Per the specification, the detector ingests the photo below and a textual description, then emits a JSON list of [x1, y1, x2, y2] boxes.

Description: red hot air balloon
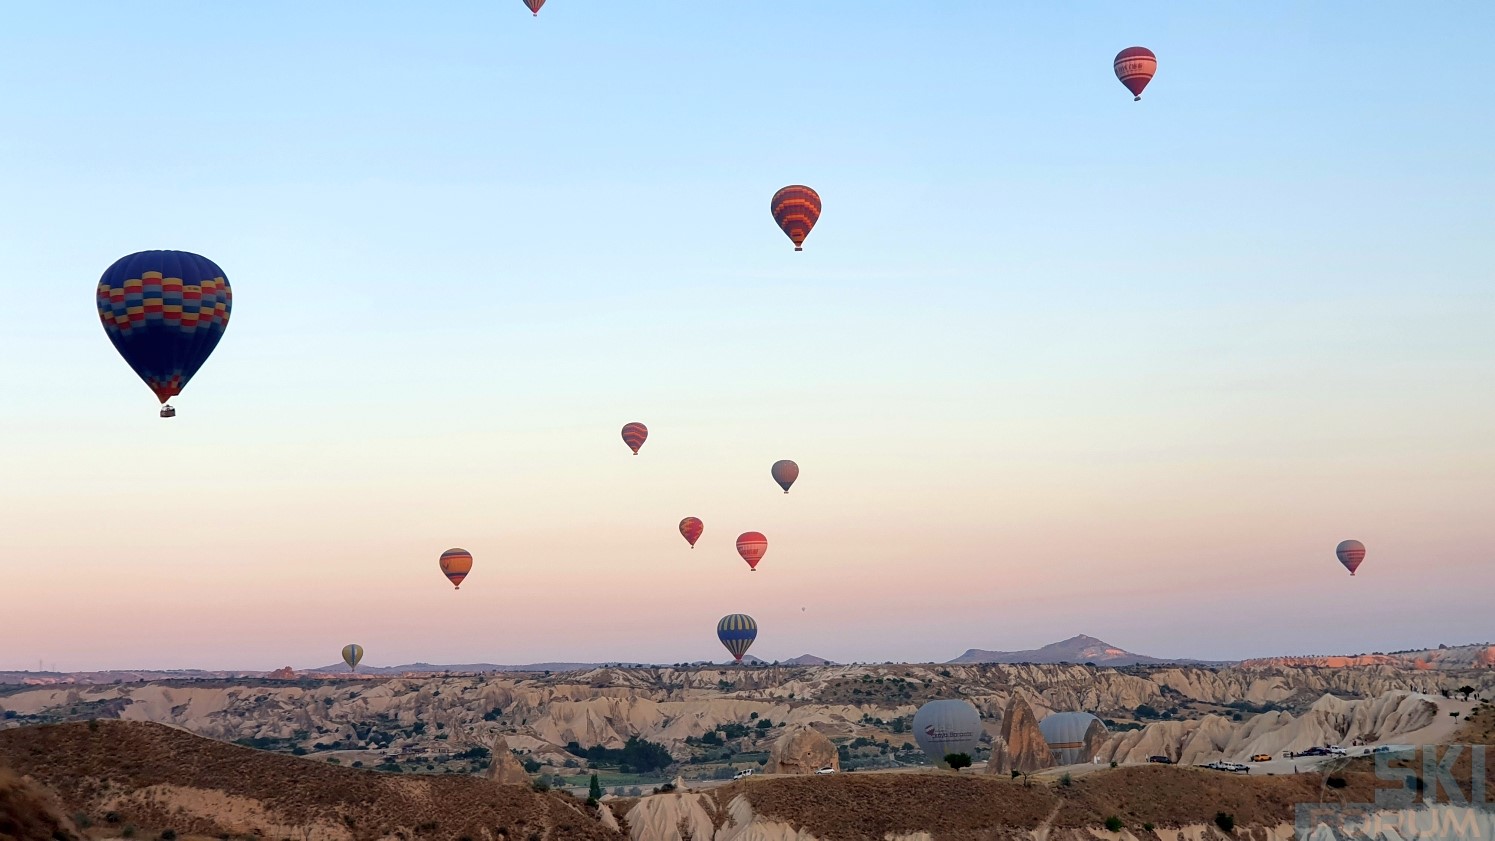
[[771, 186, 821, 251], [680, 517, 704, 548], [736, 532, 767, 571], [771, 460, 799, 494], [621, 422, 648, 455], [439, 548, 473, 590], [523, 0, 544, 15], [1336, 540, 1366, 576], [1114, 47, 1156, 101]]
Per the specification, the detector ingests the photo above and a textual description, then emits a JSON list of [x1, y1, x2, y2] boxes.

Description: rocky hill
[[1, 662, 1489, 791], [0, 765, 82, 841], [0, 721, 620, 840], [949, 634, 1216, 666], [1239, 642, 1495, 671]]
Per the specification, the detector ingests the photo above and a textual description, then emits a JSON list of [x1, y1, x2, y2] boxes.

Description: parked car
[[1147, 755, 1173, 764], [1251, 754, 1273, 762], [815, 767, 837, 775], [1328, 745, 1347, 756], [733, 769, 754, 780], [1298, 747, 1330, 757]]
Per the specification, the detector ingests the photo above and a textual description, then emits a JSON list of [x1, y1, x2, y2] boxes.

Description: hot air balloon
[[771, 186, 821, 251], [96, 250, 232, 418], [717, 613, 757, 663], [1114, 47, 1156, 101], [621, 422, 648, 455], [1336, 540, 1366, 576], [439, 548, 474, 589], [523, 0, 544, 15], [911, 700, 983, 768], [736, 532, 767, 571], [1038, 712, 1107, 766], [680, 517, 704, 548], [342, 644, 364, 672], [771, 460, 799, 493]]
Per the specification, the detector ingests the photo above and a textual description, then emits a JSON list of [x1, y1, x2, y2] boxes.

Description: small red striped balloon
[[771, 186, 821, 251], [621, 422, 648, 455], [736, 531, 768, 571], [680, 517, 704, 548], [523, 0, 545, 16], [1335, 540, 1366, 576], [439, 548, 474, 590], [1113, 47, 1156, 101]]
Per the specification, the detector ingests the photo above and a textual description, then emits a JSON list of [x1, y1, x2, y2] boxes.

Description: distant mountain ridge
[[947, 634, 1223, 666]]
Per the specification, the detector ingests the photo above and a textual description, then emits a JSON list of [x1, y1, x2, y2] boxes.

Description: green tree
[[944, 753, 972, 771], [1105, 817, 1123, 832], [589, 773, 603, 801]]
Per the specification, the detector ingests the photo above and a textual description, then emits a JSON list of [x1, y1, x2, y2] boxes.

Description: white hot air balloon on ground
[[912, 700, 983, 768], [1038, 712, 1107, 766]]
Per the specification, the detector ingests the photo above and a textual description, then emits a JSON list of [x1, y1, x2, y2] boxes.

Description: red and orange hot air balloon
[[1114, 47, 1156, 101], [680, 517, 704, 548], [621, 422, 648, 455], [736, 531, 767, 571], [439, 548, 473, 590], [523, 0, 545, 16], [771, 186, 821, 251]]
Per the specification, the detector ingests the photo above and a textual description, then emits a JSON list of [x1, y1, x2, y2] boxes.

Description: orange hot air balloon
[[439, 548, 473, 590], [680, 517, 704, 548], [523, 0, 545, 15], [771, 186, 821, 251], [736, 531, 767, 571], [771, 460, 799, 494], [621, 422, 648, 455], [1114, 47, 1156, 101]]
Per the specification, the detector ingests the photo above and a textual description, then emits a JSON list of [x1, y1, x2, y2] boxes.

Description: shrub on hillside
[[1105, 817, 1123, 832], [1215, 813, 1235, 833]]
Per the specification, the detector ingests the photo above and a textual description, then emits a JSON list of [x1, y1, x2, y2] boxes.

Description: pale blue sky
[[1, 2, 1492, 670]]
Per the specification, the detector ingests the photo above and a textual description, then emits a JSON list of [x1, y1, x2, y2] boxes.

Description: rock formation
[[1081, 717, 1109, 764], [486, 733, 531, 785], [987, 694, 1053, 775], [767, 725, 839, 774], [266, 666, 296, 680]]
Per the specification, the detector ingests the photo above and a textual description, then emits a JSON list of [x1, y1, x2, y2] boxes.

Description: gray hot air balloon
[[911, 699, 983, 768], [1038, 712, 1107, 766]]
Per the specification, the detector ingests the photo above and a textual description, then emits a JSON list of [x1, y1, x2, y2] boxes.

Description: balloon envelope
[[912, 700, 983, 767], [771, 460, 799, 493], [736, 532, 768, 571], [621, 422, 648, 455], [1038, 712, 1106, 766], [523, 0, 544, 14], [679, 517, 704, 548], [717, 614, 757, 663], [1336, 540, 1366, 576], [96, 250, 232, 410], [1113, 46, 1157, 100], [341, 644, 364, 671], [771, 186, 822, 251], [440, 548, 474, 589]]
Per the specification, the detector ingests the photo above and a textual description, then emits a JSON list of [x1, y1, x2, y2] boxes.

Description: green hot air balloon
[[342, 644, 364, 672]]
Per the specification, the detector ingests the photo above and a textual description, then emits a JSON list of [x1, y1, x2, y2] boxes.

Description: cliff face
[[767, 726, 838, 775], [1096, 691, 1447, 764], [1, 663, 1487, 779], [987, 695, 1052, 775]]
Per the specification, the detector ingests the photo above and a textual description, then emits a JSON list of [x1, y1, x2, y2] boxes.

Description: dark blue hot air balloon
[[96, 251, 232, 417], [717, 613, 757, 664]]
